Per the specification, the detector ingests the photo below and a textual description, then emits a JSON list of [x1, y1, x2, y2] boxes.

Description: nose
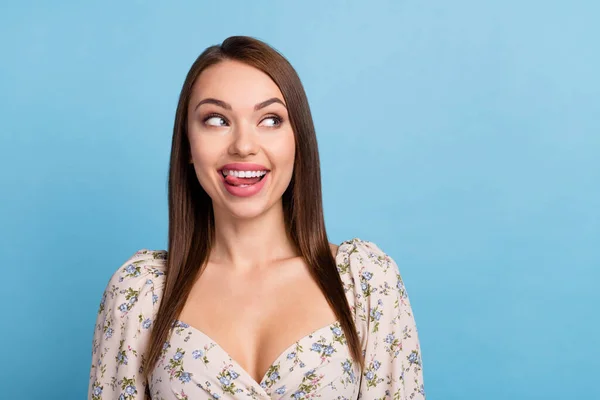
[[228, 120, 259, 157]]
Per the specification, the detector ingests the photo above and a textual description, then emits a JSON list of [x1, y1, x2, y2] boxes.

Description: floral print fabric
[[88, 238, 425, 399]]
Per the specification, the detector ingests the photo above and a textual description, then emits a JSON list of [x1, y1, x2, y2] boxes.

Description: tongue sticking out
[[225, 174, 263, 186]]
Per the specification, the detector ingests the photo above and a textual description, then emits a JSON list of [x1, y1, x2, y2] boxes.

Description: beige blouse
[[88, 238, 426, 399]]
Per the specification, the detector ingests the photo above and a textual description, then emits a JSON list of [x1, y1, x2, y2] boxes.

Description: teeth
[[223, 170, 268, 178]]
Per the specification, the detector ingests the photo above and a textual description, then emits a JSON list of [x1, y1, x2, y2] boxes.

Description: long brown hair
[[144, 36, 364, 376]]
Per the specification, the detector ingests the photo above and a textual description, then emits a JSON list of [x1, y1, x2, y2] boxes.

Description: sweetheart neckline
[[172, 318, 340, 390], [169, 243, 351, 390]]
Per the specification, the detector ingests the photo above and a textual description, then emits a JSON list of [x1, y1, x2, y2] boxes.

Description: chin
[[222, 199, 274, 220]]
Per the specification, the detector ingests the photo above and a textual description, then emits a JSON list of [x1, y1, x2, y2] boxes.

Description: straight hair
[[144, 36, 364, 377]]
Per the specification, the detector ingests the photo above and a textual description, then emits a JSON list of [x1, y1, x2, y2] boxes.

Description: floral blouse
[[88, 238, 425, 399]]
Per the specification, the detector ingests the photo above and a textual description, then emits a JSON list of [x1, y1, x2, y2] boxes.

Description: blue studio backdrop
[[1, 1, 598, 399]]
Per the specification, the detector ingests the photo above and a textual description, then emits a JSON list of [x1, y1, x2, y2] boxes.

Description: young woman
[[88, 36, 425, 400]]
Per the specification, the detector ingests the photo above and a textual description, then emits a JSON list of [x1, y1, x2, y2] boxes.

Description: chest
[[150, 317, 359, 399], [178, 258, 338, 383]]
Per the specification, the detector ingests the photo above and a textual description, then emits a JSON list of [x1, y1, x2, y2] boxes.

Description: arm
[[355, 241, 426, 400], [88, 250, 165, 400]]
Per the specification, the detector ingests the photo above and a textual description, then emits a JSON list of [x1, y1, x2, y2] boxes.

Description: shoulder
[[336, 238, 414, 342], [337, 238, 402, 284], [98, 248, 168, 317], [89, 250, 168, 397], [336, 237, 408, 311]]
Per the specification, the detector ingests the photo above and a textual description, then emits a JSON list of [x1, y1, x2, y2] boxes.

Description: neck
[[210, 200, 298, 270]]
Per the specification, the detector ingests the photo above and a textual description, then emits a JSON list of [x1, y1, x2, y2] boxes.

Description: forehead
[[190, 60, 284, 110]]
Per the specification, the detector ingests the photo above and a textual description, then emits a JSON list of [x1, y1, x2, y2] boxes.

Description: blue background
[[1, 1, 598, 398]]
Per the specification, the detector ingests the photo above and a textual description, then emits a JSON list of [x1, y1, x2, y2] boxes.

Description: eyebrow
[[254, 97, 286, 111], [194, 97, 286, 111]]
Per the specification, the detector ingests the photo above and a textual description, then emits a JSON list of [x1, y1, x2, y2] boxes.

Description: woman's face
[[187, 60, 295, 220]]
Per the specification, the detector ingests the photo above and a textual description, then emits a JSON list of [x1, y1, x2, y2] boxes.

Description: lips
[[217, 162, 271, 198]]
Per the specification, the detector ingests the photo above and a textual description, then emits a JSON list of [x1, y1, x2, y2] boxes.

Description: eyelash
[[202, 113, 226, 124], [264, 114, 283, 126], [201, 113, 284, 127]]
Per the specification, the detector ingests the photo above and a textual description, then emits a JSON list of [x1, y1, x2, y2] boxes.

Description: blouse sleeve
[[351, 240, 426, 400], [88, 249, 167, 400]]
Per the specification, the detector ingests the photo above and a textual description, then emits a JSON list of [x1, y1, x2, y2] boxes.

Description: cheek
[[268, 131, 295, 171], [189, 138, 220, 186], [272, 131, 296, 187], [189, 132, 219, 166], [285, 132, 296, 169]]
